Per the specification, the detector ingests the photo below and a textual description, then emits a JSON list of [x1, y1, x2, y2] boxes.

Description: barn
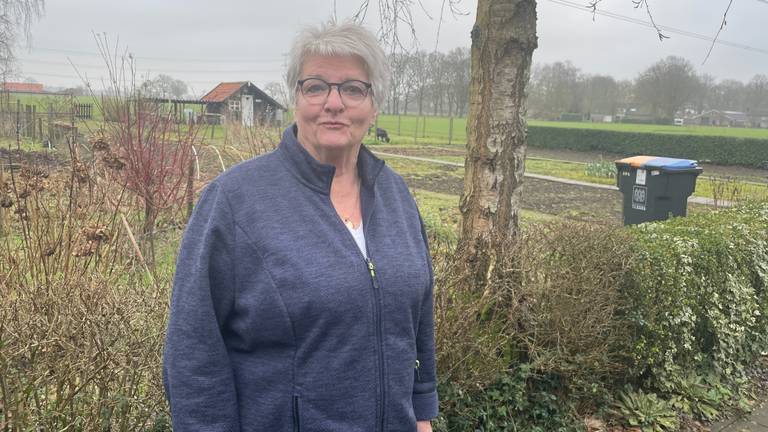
[[201, 82, 286, 126], [691, 109, 751, 128]]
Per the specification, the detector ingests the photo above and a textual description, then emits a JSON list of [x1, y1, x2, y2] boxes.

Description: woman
[[163, 21, 438, 432]]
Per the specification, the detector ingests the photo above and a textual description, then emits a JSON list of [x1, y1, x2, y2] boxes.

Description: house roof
[[2, 82, 44, 93], [201, 81, 286, 111], [695, 109, 750, 122], [201, 82, 248, 103]]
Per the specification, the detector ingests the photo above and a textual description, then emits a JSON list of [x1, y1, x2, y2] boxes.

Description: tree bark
[[457, 0, 537, 280]]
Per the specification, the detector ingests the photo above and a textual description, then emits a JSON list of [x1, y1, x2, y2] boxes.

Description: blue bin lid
[[642, 157, 698, 170]]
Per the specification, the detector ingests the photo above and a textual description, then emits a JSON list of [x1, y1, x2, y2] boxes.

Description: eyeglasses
[[297, 78, 373, 107]]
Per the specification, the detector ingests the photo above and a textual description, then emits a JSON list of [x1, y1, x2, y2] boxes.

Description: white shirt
[[347, 220, 367, 258]]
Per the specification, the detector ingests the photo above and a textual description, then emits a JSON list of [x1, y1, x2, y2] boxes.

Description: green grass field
[[375, 114, 768, 144]]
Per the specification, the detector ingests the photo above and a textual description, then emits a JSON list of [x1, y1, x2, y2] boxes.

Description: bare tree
[[0, 0, 44, 81], [264, 81, 290, 108], [582, 74, 619, 116], [371, 0, 737, 285], [634, 56, 700, 119], [411, 50, 430, 116], [528, 61, 582, 117], [446, 47, 470, 117], [744, 74, 768, 114], [139, 74, 188, 99]]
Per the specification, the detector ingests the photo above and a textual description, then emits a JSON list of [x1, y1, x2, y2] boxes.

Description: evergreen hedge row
[[436, 202, 768, 430], [527, 126, 768, 168]]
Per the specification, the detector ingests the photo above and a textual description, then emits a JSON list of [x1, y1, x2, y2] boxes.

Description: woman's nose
[[324, 87, 345, 111]]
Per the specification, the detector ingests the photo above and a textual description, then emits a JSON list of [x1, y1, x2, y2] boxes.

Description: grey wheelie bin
[[615, 156, 703, 226]]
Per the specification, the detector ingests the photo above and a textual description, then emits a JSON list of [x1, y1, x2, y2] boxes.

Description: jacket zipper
[[415, 359, 421, 381], [367, 258, 386, 432], [293, 395, 301, 432]]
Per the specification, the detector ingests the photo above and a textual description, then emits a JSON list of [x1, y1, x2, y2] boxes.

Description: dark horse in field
[[375, 127, 390, 143]]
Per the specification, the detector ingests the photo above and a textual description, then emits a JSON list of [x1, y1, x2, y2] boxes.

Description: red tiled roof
[[2, 82, 44, 93], [201, 82, 247, 102]]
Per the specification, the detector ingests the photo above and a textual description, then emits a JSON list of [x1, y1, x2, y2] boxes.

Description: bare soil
[[0, 148, 63, 169], [400, 165, 624, 224], [376, 145, 768, 183]]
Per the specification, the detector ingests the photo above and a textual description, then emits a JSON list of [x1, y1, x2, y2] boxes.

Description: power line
[[18, 57, 284, 74], [29, 46, 284, 64], [13, 70, 250, 86], [546, 0, 768, 56]]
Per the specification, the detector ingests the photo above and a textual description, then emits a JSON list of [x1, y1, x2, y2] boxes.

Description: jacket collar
[[277, 124, 385, 195]]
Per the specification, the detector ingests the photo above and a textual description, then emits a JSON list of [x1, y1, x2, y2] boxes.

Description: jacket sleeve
[[413, 213, 439, 421], [163, 182, 240, 431]]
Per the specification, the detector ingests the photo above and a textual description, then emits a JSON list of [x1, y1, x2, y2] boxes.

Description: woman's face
[[295, 55, 377, 155]]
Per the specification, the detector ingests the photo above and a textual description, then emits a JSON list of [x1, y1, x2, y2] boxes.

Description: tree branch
[[631, 0, 670, 41], [703, 0, 735, 64]]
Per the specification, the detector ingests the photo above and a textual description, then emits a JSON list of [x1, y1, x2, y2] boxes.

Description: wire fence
[[374, 114, 468, 145]]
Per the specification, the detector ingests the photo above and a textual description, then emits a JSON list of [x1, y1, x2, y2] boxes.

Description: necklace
[[337, 178, 361, 230]]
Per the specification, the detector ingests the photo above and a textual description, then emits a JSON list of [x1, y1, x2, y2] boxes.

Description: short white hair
[[286, 20, 390, 109]]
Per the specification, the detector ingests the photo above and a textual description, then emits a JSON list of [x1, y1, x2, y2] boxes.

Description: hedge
[[528, 126, 768, 168], [435, 202, 768, 430], [623, 203, 768, 391]]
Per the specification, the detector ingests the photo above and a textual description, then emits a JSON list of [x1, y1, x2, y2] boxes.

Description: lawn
[[375, 114, 768, 144]]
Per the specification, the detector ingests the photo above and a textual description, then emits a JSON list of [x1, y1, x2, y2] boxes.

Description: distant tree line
[[528, 56, 768, 121], [384, 48, 470, 117], [382, 50, 768, 122]]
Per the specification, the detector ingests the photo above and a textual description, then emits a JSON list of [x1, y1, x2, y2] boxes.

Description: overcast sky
[[16, 0, 768, 95]]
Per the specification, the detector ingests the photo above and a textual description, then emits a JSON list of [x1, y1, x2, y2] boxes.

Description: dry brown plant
[[219, 122, 280, 166], [434, 235, 523, 389], [434, 219, 636, 404], [709, 176, 744, 207], [0, 144, 172, 430], [513, 220, 635, 403]]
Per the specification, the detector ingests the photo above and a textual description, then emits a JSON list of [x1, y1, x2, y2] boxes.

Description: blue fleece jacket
[[163, 125, 438, 431]]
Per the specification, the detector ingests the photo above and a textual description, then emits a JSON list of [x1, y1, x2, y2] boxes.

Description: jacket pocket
[[292, 395, 301, 432]]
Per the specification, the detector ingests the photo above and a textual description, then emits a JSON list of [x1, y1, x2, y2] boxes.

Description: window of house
[[229, 99, 241, 111]]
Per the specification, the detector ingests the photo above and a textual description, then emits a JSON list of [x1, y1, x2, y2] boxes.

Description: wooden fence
[[0, 100, 88, 149]]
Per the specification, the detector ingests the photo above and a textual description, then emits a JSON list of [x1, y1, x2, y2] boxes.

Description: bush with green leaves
[[434, 366, 580, 432], [528, 126, 768, 167], [585, 159, 617, 178], [622, 203, 768, 395]]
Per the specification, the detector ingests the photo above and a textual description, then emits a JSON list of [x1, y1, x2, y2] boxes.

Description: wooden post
[[47, 104, 54, 146], [15, 100, 20, 149], [38, 118, 43, 143], [413, 116, 418, 145], [185, 155, 195, 221], [448, 116, 454, 145], [31, 105, 37, 140]]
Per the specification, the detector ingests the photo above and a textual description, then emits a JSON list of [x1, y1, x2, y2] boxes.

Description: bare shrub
[[0, 273, 170, 430], [219, 122, 279, 165], [434, 236, 523, 389], [514, 221, 636, 402], [434, 220, 636, 404], [709, 176, 744, 207], [0, 146, 171, 430]]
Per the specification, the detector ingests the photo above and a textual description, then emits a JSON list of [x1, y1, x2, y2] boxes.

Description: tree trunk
[[418, 87, 424, 116], [457, 0, 537, 281]]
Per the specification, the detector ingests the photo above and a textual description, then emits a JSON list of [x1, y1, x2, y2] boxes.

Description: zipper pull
[[367, 259, 376, 278], [415, 359, 421, 381]]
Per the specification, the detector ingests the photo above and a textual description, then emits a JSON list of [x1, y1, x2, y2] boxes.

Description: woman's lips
[[320, 122, 348, 128]]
